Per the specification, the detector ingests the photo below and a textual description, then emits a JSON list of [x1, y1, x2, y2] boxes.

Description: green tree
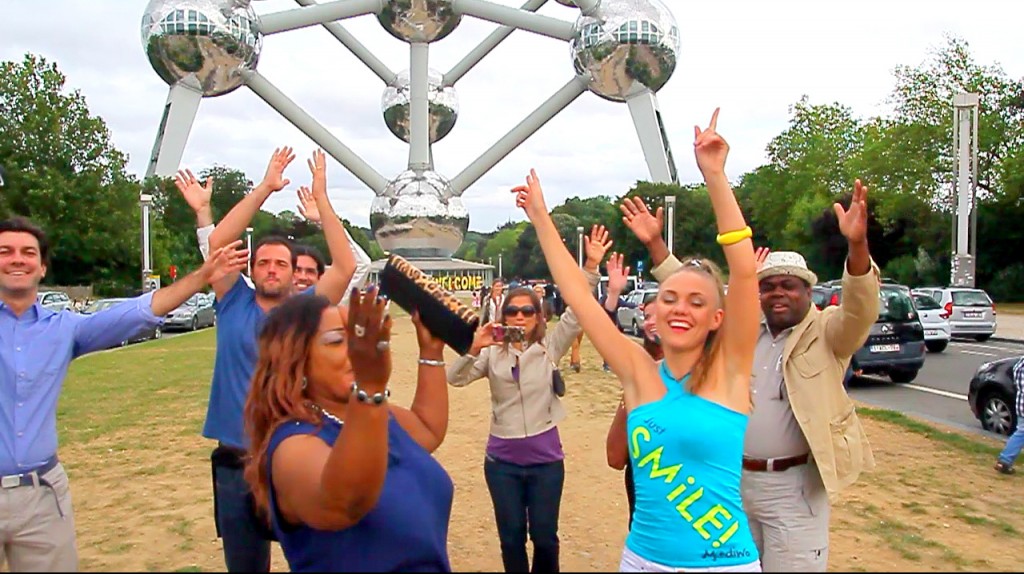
[[0, 53, 145, 290], [512, 212, 581, 279], [482, 223, 527, 278]]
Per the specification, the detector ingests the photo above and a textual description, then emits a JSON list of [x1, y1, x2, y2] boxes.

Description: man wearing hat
[[626, 180, 879, 572]]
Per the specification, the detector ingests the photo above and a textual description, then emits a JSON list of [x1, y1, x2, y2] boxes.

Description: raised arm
[[391, 312, 449, 452], [298, 186, 372, 294], [150, 240, 248, 316], [545, 225, 605, 360], [824, 180, 880, 356], [270, 286, 393, 530], [306, 150, 355, 306], [694, 109, 759, 393], [173, 169, 215, 260], [208, 147, 295, 297], [512, 171, 653, 406]]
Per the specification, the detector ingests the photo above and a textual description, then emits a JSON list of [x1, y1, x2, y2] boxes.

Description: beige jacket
[[448, 271, 599, 439], [652, 256, 880, 498]]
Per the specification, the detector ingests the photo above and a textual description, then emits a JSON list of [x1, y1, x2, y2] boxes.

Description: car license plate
[[963, 311, 983, 319], [925, 330, 938, 337], [870, 344, 900, 353]]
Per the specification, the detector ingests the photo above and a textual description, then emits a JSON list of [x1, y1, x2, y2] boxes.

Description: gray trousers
[[741, 461, 830, 572], [0, 463, 78, 572]]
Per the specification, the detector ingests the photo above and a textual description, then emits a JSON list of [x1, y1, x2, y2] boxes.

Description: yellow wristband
[[716, 226, 752, 246]]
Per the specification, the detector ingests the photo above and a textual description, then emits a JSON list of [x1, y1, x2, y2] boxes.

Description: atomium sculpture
[[142, 0, 680, 259]]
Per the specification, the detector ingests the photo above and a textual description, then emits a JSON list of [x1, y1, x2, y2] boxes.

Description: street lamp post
[[139, 194, 153, 292], [245, 227, 254, 276], [951, 92, 980, 287], [664, 195, 676, 257], [576, 226, 584, 268], [498, 253, 503, 278]]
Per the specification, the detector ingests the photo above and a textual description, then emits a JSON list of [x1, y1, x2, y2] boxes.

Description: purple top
[[486, 427, 564, 465]]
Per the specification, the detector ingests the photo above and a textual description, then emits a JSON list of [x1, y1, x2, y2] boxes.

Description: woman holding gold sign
[[512, 109, 762, 572]]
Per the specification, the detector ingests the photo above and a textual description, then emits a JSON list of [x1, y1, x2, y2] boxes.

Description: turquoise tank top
[[624, 362, 758, 568]]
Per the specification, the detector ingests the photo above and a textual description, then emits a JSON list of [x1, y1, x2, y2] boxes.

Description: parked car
[[80, 298, 162, 346], [914, 287, 996, 341], [815, 280, 926, 383], [37, 291, 74, 313], [163, 293, 216, 331], [597, 275, 638, 300], [968, 355, 1020, 435], [615, 288, 659, 335], [911, 292, 951, 353]]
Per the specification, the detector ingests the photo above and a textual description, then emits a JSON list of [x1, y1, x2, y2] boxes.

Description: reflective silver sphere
[[378, 0, 462, 43], [570, 0, 679, 102], [141, 0, 262, 97], [381, 68, 459, 144], [370, 170, 469, 259]]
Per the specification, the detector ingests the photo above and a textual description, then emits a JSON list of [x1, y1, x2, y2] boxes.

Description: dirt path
[[64, 319, 1022, 572]]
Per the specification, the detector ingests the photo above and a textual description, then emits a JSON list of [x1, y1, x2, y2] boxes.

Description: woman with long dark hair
[[513, 109, 762, 572], [244, 287, 453, 572]]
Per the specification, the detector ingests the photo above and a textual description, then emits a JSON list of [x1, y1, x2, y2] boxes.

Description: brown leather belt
[[742, 453, 809, 472]]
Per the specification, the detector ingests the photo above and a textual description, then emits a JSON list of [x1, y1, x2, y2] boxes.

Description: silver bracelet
[[350, 382, 390, 406], [419, 358, 446, 367]]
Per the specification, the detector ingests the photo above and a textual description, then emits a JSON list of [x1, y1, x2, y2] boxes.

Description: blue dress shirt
[[0, 294, 161, 475]]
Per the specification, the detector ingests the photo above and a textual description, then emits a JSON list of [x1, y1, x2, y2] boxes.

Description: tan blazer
[[652, 256, 880, 499]]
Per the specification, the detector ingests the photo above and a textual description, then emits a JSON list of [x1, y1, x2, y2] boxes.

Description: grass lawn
[[57, 324, 1022, 572]]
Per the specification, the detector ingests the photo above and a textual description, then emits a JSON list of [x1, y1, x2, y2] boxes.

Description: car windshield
[[185, 294, 201, 307], [913, 294, 941, 311], [84, 300, 120, 313], [952, 290, 991, 306], [811, 289, 829, 307], [879, 286, 917, 322]]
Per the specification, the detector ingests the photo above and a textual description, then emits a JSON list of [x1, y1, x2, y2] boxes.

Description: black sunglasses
[[503, 305, 537, 317]]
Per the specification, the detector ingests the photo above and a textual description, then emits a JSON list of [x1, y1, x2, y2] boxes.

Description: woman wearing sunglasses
[[512, 109, 762, 572], [447, 227, 609, 574]]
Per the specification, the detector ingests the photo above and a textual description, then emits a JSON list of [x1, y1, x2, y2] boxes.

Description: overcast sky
[[2, 0, 1021, 232]]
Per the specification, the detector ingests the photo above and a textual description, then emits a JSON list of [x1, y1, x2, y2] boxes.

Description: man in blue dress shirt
[[0, 215, 240, 572]]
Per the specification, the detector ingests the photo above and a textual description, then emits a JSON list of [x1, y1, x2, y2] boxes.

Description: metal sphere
[[370, 170, 469, 259], [141, 0, 262, 97], [377, 0, 462, 43], [381, 68, 459, 144], [570, 0, 679, 102]]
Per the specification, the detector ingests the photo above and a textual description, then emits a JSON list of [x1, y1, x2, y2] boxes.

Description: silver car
[[616, 288, 659, 336], [914, 287, 996, 342], [37, 291, 74, 313], [911, 292, 951, 353], [163, 293, 217, 331]]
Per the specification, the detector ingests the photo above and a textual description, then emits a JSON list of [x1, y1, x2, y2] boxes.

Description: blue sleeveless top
[[267, 415, 454, 572], [624, 362, 758, 568]]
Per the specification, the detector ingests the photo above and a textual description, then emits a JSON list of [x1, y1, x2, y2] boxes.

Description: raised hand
[[620, 196, 664, 245], [754, 246, 771, 272], [583, 224, 612, 269], [606, 252, 631, 295], [470, 322, 498, 355], [307, 148, 327, 196], [203, 240, 249, 284], [834, 179, 869, 244], [511, 168, 549, 221], [259, 146, 296, 192], [173, 169, 213, 214], [347, 285, 393, 391], [412, 310, 445, 356], [297, 186, 321, 224], [693, 108, 729, 176]]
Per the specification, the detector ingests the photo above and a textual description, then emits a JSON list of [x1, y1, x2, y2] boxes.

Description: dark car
[[80, 298, 163, 347], [968, 355, 1020, 436], [814, 280, 926, 383]]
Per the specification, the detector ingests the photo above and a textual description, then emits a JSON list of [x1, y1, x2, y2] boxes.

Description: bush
[[984, 263, 1024, 302]]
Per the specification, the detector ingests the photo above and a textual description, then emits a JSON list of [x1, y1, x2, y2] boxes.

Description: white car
[[914, 287, 997, 341], [911, 292, 951, 353]]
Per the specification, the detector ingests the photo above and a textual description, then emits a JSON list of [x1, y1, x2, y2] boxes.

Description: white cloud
[[2, 0, 1021, 233]]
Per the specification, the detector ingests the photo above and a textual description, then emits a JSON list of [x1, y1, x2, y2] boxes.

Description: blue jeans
[[998, 419, 1024, 466], [212, 450, 271, 572], [484, 456, 564, 573]]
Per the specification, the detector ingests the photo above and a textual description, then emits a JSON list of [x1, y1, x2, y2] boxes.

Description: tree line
[[1, 36, 1022, 299]]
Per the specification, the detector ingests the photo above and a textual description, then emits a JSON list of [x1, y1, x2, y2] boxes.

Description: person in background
[[203, 148, 358, 572], [480, 278, 505, 324], [994, 356, 1024, 475], [292, 244, 325, 291], [296, 185, 372, 295], [447, 226, 608, 573], [0, 216, 245, 572], [244, 289, 453, 572], [532, 283, 553, 321], [516, 109, 764, 572]]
